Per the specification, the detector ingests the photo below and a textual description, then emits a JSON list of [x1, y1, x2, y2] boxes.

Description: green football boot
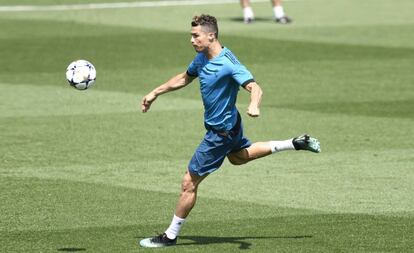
[[293, 134, 321, 153]]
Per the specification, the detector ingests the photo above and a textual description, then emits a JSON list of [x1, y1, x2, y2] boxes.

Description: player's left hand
[[247, 105, 260, 117]]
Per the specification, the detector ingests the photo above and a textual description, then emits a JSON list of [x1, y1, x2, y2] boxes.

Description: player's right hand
[[141, 92, 157, 113]]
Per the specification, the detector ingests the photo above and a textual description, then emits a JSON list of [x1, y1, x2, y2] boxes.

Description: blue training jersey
[[187, 47, 254, 131]]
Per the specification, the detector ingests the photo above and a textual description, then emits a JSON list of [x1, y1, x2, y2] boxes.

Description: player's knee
[[228, 149, 251, 165], [228, 156, 248, 165], [181, 179, 195, 193], [181, 173, 198, 193]]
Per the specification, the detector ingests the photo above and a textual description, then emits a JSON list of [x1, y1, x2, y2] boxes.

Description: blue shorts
[[188, 116, 251, 176]]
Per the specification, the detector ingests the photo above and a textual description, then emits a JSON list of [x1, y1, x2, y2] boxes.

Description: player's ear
[[208, 32, 215, 42]]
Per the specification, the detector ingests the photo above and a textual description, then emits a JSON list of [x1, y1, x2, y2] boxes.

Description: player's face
[[191, 25, 214, 53]]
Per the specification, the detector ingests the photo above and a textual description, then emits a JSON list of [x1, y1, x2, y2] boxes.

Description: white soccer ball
[[65, 60, 96, 90]]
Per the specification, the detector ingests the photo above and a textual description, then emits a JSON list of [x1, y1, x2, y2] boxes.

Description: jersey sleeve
[[232, 64, 254, 87], [186, 54, 200, 77]]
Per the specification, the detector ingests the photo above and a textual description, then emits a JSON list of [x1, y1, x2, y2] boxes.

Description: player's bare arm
[[141, 72, 196, 113], [244, 81, 262, 117]]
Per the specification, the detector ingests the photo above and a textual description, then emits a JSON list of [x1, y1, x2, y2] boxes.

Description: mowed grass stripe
[[1, 102, 412, 173], [1, 0, 414, 49], [3, 217, 413, 252], [0, 83, 202, 118], [2, 22, 413, 74], [0, 0, 164, 6], [0, 176, 314, 231], [278, 99, 414, 119], [2, 204, 413, 252], [1, 148, 413, 214], [4, 218, 410, 252], [1, 177, 412, 252], [0, 0, 272, 12], [2, 82, 412, 120]]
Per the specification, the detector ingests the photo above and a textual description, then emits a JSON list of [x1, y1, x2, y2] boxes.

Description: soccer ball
[[65, 60, 96, 90]]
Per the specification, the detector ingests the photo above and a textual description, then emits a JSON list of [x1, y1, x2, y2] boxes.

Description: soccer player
[[241, 0, 292, 24], [139, 14, 319, 248]]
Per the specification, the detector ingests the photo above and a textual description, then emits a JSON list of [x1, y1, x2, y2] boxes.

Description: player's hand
[[141, 92, 157, 113], [247, 105, 260, 117]]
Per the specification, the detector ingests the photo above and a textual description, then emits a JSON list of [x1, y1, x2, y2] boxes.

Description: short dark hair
[[191, 14, 219, 39]]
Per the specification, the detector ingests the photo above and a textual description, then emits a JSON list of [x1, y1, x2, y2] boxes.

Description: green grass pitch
[[0, 0, 413, 252]]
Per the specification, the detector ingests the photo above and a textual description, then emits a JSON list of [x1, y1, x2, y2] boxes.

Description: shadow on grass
[[57, 248, 86, 252], [180, 235, 312, 249], [138, 235, 312, 250]]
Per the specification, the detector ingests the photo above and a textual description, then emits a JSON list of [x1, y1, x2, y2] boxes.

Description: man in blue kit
[[140, 14, 320, 248]]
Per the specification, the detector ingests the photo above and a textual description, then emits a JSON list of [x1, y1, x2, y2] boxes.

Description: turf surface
[[0, 0, 413, 252]]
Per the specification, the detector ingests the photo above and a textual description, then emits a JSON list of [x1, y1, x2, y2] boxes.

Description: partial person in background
[[241, 0, 292, 24]]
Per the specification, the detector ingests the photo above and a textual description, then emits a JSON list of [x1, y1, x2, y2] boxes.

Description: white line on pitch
[[0, 0, 290, 12]]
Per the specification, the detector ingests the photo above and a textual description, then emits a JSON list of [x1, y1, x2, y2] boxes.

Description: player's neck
[[205, 41, 223, 60]]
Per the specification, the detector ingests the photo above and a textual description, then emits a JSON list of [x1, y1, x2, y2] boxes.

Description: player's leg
[[228, 134, 320, 165], [228, 140, 283, 165], [227, 141, 271, 165], [240, 0, 255, 23], [163, 170, 207, 240], [271, 0, 292, 24], [139, 170, 207, 248], [140, 130, 229, 248], [174, 170, 208, 219]]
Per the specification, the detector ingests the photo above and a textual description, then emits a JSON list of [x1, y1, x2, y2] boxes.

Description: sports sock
[[273, 6, 285, 19], [269, 139, 295, 153], [243, 7, 254, 21], [165, 214, 186, 240]]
